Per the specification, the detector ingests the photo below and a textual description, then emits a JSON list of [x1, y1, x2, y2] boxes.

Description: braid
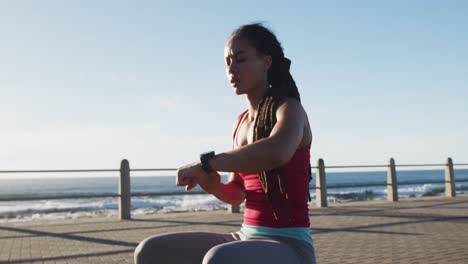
[[253, 96, 283, 219], [231, 23, 308, 221]]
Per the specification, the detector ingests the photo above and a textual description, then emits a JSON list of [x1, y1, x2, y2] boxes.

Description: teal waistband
[[240, 224, 314, 247]]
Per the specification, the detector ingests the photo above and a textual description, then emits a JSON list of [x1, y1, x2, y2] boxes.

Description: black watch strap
[[200, 151, 215, 173]]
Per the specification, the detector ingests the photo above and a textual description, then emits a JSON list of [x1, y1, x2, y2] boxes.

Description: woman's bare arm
[[176, 98, 307, 197], [212, 172, 245, 205], [209, 98, 306, 173]]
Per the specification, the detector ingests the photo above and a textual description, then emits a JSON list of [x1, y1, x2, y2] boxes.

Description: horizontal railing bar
[[396, 164, 446, 167], [131, 168, 177, 172], [2, 179, 466, 202], [322, 163, 464, 169], [326, 183, 386, 188], [398, 180, 445, 185], [0, 168, 176, 173], [0, 191, 211, 202], [2, 163, 466, 174], [319, 179, 468, 190], [325, 165, 388, 169], [0, 169, 119, 173], [131, 191, 207, 197], [0, 194, 119, 202], [306, 165, 467, 170]]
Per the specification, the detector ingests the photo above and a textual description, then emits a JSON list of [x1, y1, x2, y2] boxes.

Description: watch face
[[201, 151, 215, 159], [200, 151, 215, 173]]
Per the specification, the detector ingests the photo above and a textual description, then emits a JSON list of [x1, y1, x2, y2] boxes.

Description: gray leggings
[[134, 231, 316, 264]]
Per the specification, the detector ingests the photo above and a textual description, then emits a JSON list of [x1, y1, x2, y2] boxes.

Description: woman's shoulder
[[276, 97, 306, 118], [278, 97, 303, 107]]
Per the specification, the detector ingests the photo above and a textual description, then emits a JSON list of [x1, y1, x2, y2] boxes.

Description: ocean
[[1, 169, 467, 222]]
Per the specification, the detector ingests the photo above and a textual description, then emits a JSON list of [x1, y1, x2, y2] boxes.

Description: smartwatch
[[200, 151, 215, 173]]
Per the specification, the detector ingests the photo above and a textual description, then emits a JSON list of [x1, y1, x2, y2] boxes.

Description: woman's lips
[[230, 78, 239, 86]]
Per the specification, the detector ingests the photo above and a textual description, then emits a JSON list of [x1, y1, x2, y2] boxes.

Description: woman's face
[[224, 37, 271, 95]]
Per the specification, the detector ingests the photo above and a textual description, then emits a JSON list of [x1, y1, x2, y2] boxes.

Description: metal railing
[[313, 158, 467, 207], [1, 158, 467, 219]]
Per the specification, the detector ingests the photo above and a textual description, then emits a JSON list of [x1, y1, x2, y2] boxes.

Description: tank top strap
[[232, 110, 248, 142]]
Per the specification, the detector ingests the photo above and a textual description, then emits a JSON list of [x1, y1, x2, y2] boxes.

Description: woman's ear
[[264, 55, 272, 72]]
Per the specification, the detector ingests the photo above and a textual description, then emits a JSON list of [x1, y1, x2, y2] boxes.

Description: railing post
[[387, 158, 398, 201], [119, 159, 131, 220], [316, 158, 328, 207], [228, 204, 240, 213], [445, 157, 456, 197]]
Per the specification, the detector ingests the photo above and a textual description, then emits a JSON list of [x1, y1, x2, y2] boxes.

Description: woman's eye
[[236, 58, 246, 63]]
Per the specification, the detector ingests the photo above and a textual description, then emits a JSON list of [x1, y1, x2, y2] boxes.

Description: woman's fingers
[[185, 179, 198, 191], [176, 162, 207, 191], [176, 170, 188, 186], [176, 162, 202, 186], [176, 167, 198, 190], [176, 175, 198, 191], [176, 166, 188, 185], [176, 175, 191, 186]]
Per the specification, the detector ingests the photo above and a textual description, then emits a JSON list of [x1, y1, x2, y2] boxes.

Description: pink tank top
[[233, 111, 311, 228]]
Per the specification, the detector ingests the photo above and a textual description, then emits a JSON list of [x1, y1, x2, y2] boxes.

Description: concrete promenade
[[1, 195, 467, 264]]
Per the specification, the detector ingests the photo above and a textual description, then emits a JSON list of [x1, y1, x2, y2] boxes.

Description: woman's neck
[[245, 84, 269, 122]]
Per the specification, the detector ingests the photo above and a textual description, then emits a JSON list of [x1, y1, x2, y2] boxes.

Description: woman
[[134, 23, 316, 264]]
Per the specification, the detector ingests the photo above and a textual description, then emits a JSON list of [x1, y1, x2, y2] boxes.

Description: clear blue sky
[[1, 1, 467, 174]]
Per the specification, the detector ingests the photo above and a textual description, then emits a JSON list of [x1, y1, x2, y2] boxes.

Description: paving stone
[[0, 195, 467, 263]]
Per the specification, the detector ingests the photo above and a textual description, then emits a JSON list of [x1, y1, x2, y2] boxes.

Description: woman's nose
[[227, 62, 238, 74]]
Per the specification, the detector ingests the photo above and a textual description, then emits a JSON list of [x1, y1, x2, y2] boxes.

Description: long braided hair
[[230, 23, 307, 221]]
